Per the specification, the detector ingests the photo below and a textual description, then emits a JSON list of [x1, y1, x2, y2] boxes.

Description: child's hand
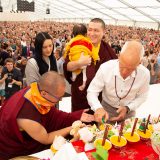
[[78, 52, 91, 67]]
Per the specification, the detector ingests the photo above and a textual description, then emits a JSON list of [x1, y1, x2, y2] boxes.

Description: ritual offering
[[94, 138, 112, 150], [150, 115, 160, 124], [124, 132, 140, 143], [99, 123, 112, 131], [138, 118, 146, 132], [70, 120, 104, 151], [70, 120, 85, 142], [137, 128, 151, 140], [153, 122, 160, 131], [78, 127, 95, 151], [110, 121, 127, 148], [137, 115, 152, 140], [102, 124, 109, 146], [157, 114, 160, 123], [151, 131, 160, 157], [145, 114, 151, 132], [148, 124, 154, 133], [124, 118, 140, 143], [68, 117, 159, 155], [50, 136, 66, 153], [137, 128, 152, 141], [110, 135, 127, 149], [94, 124, 112, 151], [99, 122, 119, 140]]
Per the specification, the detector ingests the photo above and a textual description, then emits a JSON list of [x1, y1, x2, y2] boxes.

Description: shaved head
[[120, 41, 144, 66], [38, 71, 65, 96], [119, 41, 144, 79]]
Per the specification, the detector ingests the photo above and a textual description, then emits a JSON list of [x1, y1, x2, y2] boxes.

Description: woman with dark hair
[[25, 32, 57, 85]]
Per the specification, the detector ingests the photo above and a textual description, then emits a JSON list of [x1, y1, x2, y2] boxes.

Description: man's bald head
[[38, 71, 66, 95], [120, 41, 144, 66], [119, 41, 144, 79]]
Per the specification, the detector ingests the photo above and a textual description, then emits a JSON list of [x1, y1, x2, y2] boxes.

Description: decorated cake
[[124, 132, 140, 143], [50, 136, 66, 153], [110, 135, 127, 148], [94, 138, 112, 150]]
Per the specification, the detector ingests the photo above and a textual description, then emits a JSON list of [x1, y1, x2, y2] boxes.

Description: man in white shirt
[[87, 41, 150, 123]]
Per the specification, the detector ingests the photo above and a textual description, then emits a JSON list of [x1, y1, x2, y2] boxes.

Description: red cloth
[[0, 87, 83, 160], [72, 140, 159, 160], [70, 39, 93, 51]]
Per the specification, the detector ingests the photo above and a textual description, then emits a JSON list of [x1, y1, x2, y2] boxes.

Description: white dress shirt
[[87, 60, 150, 112]]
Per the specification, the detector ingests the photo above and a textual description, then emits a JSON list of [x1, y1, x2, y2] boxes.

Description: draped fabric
[[72, 140, 159, 160], [63, 40, 117, 111], [24, 82, 53, 114], [0, 87, 83, 159]]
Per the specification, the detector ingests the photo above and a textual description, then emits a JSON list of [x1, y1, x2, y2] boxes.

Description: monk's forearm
[[47, 126, 72, 144]]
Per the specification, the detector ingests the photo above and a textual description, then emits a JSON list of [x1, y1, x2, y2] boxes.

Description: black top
[[0, 51, 11, 66], [2, 67, 22, 98], [34, 54, 57, 75]]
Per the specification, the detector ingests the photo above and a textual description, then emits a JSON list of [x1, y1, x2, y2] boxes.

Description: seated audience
[[2, 58, 22, 99]]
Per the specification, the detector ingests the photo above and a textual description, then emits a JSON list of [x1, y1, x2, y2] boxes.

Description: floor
[[59, 84, 160, 119]]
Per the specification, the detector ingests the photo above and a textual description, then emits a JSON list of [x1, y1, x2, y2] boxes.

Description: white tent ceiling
[[1, 0, 160, 29]]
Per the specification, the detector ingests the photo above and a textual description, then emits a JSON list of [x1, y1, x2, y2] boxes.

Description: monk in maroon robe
[[0, 71, 94, 160], [63, 18, 117, 112]]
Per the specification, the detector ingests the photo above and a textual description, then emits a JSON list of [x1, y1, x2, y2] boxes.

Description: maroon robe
[[0, 87, 83, 160], [63, 41, 117, 111]]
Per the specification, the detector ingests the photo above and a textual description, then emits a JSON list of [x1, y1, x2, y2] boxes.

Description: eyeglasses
[[41, 90, 62, 104], [47, 91, 62, 101]]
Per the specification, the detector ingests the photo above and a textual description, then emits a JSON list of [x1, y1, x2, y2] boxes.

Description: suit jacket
[[22, 46, 35, 57]]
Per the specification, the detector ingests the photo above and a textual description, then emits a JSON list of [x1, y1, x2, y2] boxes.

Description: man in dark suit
[[22, 40, 35, 58]]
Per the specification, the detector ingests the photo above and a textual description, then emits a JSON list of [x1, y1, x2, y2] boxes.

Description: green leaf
[[92, 152, 103, 160], [97, 145, 108, 160], [92, 144, 108, 160]]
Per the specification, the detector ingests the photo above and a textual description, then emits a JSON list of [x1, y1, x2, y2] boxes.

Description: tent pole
[[158, 23, 160, 30]]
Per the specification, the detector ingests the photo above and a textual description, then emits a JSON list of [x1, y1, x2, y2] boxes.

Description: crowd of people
[[0, 21, 159, 87], [0, 19, 159, 159]]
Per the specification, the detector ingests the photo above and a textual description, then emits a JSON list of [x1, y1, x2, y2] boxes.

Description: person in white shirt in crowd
[[21, 36, 27, 47], [87, 40, 150, 123], [0, 65, 6, 105]]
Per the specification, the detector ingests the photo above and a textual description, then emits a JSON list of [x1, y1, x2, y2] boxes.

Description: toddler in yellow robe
[[64, 24, 99, 90]]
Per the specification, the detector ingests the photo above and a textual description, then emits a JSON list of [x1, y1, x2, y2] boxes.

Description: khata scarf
[[24, 82, 53, 114]]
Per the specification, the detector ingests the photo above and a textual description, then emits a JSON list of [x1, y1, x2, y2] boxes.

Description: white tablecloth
[[31, 144, 89, 160], [31, 149, 54, 159]]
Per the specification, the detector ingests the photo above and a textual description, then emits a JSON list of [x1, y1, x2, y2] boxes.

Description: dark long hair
[[34, 32, 57, 75]]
